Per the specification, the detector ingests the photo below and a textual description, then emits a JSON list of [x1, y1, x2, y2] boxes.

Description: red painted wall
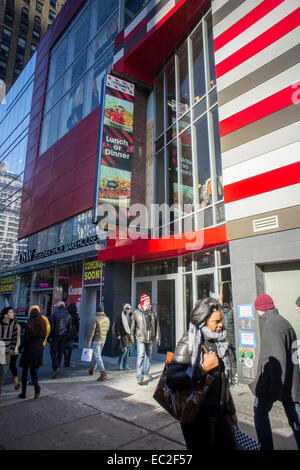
[[18, 0, 93, 240]]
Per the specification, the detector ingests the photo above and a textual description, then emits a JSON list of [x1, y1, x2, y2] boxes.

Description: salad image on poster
[[104, 96, 134, 132]]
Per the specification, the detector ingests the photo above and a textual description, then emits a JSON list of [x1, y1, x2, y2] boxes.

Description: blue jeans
[[136, 342, 152, 381], [254, 398, 300, 450], [92, 341, 105, 372], [118, 346, 129, 368]]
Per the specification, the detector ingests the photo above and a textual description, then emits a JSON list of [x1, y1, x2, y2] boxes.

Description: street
[[0, 347, 298, 451]]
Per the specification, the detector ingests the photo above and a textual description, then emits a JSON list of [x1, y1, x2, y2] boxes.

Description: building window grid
[[154, 9, 222, 234]]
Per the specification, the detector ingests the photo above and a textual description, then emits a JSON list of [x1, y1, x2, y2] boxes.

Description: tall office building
[[0, 0, 67, 92]]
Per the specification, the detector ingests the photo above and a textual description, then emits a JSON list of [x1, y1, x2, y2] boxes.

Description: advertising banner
[[94, 74, 135, 229], [0, 276, 15, 295], [83, 258, 103, 286]]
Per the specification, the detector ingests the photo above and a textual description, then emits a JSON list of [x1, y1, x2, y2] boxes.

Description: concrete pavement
[[0, 346, 298, 450]]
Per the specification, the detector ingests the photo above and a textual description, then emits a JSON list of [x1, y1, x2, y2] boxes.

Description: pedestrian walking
[[18, 308, 47, 400], [130, 294, 161, 385], [0, 307, 18, 396], [250, 293, 300, 450], [166, 297, 238, 451], [7, 308, 21, 390], [64, 303, 80, 367], [49, 301, 71, 378], [115, 303, 132, 370], [27, 305, 51, 386], [87, 304, 110, 381]]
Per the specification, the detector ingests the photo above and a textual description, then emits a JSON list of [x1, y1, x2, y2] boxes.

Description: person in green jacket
[[87, 304, 110, 381]]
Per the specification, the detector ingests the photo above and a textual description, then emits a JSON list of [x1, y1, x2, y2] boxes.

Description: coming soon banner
[[94, 74, 135, 230]]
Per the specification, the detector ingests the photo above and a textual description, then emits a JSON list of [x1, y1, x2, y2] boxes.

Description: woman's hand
[[200, 345, 219, 375]]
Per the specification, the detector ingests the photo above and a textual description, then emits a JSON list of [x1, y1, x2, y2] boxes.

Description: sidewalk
[[0, 347, 297, 450]]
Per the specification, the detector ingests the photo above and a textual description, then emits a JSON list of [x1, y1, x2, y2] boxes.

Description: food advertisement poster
[[94, 74, 135, 228]]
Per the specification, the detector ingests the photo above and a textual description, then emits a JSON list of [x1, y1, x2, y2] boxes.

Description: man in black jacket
[[249, 294, 300, 450], [49, 301, 71, 378]]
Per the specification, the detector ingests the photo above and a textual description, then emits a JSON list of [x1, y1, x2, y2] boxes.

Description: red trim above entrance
[[97, 225, 227, 263], [114, 0, 209, 85]]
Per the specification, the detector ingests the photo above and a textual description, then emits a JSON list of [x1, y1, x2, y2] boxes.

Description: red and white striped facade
[[213, 0, 300, 240]]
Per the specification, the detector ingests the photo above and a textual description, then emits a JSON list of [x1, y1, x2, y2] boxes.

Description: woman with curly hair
[[18, 308, 46, 400]]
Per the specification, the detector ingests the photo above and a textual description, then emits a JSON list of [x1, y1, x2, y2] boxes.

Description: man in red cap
[[249, 293, 300, 450], [130, 294, 161, 385]]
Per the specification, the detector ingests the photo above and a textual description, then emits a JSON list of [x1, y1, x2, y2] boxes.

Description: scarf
[[121, 311, 131, 335], [186, 322, 231, 379]]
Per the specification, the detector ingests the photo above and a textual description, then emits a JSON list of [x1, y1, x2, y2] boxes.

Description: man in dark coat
[[49, 301, 71, 378], [249, 293, 300, 450]]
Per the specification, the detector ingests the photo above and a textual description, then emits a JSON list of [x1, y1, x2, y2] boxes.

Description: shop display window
[[54, 261, 83, 314], [135, 258, 178, 277], [33, 268, 54, 289]]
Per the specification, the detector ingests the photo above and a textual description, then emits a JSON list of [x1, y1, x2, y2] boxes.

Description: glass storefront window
[[36, 230, 47, 251], [216, 246, 230, 266], [135, 280, 152, 307], [177, 42, 190, 117], [167, 139, 178, 210], [155, 150, 165, 205], [178, 127, 193, 214], [183, 254, 192, 272], [54, 261, 83, 313], [134, 258, 178, 277], [205, 12, 216, 89], [11, 272, 31, 315], [154, 69, 164, 138], [59, 218, 73, 244], [197, 272, 215, 299], [157, 279, 176, 353], [194, 114, 211, 207], [184, 273, 193, 327], [33, 268, 54, 289], [191, 23, 206, 103], [211, 106, 223, 201], [195, 250, 215, 270], [165, 58, 176, 129]]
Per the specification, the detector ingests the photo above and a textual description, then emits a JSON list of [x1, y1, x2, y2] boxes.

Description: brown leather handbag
[[153, 352, 214, 424]]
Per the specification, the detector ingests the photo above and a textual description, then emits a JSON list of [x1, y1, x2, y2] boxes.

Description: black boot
[[34, 385, 41, 400], [18, 390, 26, 399]]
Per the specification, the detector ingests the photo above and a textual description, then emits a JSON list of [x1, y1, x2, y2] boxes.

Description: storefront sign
[[0, 275, 15, 294], [83, 258, 102, 285], [94, 74, 135, 228], [19, 235, 100, 265]]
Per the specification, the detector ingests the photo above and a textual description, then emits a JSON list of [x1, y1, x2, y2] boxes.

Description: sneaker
[[34, 386, 41, 400], [123, 365, 130, 370], [14, 377, 20, 390], [52, 368, 60, 379], [145, 373, 153, 379], [118, 365, 123, 370], [137, 379, 143, 385]]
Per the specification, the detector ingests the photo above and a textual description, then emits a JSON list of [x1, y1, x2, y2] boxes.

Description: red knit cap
[[254, 294, 275, 312], [140, 294, 150, 307]]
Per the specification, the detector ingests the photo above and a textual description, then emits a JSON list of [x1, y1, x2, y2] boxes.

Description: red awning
[[97, 225, 227, 263], [114, 0, 209, 85]]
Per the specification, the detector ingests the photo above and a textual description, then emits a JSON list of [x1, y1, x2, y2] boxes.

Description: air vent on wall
[[253, 215, 279, 232]]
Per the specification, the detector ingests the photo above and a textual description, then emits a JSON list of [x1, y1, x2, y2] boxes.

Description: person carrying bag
[[160, 297, 238, 451]]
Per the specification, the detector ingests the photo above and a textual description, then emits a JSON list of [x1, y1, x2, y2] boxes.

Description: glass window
[[49, 10, 56, 21], [39, 100, 61, 153], [2, 28, 12, 42], [54, 261, 83, 314], [59, 218, 73, 244], [216, 245, 230, 266], [211, 106, 223, 201], [205, 12, 216, 89], [154, 69, 164, 138], [33, 268, 54, 289], [183, 254, 193, 272], [165, 58, 176, 129], [20, 22, 28, 34], [185, 273, 193, 327], [177, 42, 190, 117], [32, 29, 41, 40], [58, 76, 85, 138], [155, 151, 165, 205], [0, 44, 10, 59], [194, 114, 211, 207], [46, 225, 59, 248], [167, 139, 178, 208], [191, 24, 206, 103], [135, 258, 178, 277], [50, 0, 57, 7], [36, 229, 47, 251], [11, 272, 31, 315], [21, 7, 29, 19], [34, 16, 41, 28], [4, 12, 14, 27], [36, 1, 43, 13], [195, 250, 215, 269], [68, 6, 90, 65], [178, 127, 193, 214], [17, 37, 26, 49]]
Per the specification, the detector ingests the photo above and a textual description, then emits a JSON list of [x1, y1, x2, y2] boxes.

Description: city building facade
[[0, 0, 66, 92], [0, 0, 299, 381]]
